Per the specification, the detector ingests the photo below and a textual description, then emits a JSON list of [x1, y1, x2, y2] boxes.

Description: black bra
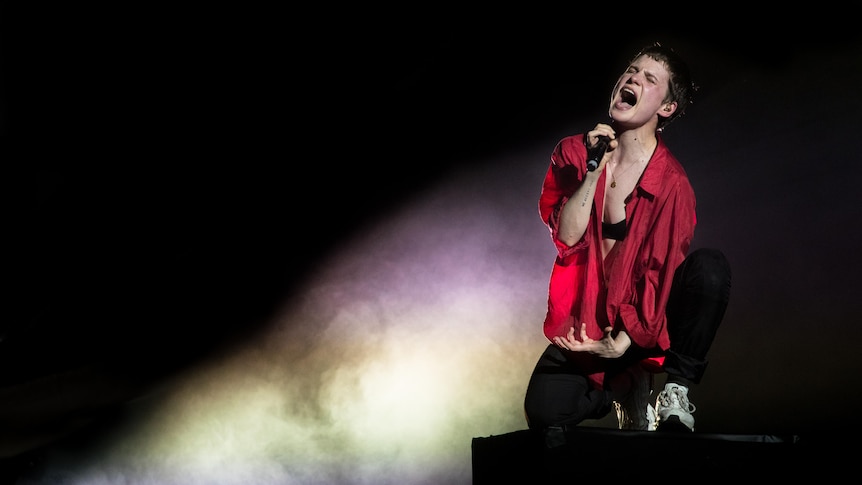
[[602, 219, 626, 241]]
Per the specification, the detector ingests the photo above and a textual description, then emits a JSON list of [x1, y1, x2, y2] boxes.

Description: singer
[[523, 42, 731, 432]]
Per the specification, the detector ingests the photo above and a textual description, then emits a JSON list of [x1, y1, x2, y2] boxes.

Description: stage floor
[[473, 426, 837, 481]]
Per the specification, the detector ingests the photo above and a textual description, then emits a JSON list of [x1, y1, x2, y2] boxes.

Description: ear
[[658, 101, 678, 119]]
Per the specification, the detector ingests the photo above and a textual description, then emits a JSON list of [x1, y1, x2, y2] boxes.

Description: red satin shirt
[[538, 133, 696, 387]]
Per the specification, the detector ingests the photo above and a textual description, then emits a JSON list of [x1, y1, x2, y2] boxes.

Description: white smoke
[[18, 144, 559, 485]]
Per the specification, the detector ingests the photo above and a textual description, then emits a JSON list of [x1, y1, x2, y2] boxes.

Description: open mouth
[[620, 87, 637, 106]]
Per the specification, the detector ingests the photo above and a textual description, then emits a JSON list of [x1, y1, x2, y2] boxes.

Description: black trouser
[[523, 248, 731, 429]]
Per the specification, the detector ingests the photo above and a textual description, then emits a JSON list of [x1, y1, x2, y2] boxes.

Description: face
[[608, 55, 676, 128]]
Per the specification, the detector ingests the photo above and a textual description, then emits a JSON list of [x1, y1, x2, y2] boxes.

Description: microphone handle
[[586, 135, 610, 172]]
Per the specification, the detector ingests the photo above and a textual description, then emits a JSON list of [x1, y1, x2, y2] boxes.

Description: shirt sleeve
[[538, 135, 593, 263]]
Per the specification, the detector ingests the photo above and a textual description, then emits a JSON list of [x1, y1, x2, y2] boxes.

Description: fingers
[[556, 323, 598, 352], [579, 322, 589, 340], [555, 327, 577, 351], [603, 327, 615, 346], [589, 124, 616, 145]]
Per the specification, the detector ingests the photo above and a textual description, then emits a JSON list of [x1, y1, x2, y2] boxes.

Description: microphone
[[586, 135, 610, 172]]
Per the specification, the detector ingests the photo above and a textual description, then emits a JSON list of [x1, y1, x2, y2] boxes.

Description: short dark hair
[[633, 42, 696, 130]]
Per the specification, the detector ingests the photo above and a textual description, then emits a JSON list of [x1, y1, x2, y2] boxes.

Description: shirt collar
[[636, 134, 672, 199]]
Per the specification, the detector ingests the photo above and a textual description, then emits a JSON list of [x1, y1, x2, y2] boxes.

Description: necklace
[[609, 161, 640, 189]]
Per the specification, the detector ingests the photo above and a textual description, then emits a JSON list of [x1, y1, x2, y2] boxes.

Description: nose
[[626, 72, 643, 85]]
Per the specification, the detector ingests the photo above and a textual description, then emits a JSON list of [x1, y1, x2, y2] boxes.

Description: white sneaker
[[655, 383, 696, 431]]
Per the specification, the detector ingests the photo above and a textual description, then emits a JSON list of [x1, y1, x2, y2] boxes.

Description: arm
[[539, 127, 617, 252], [556, 126, 616, 247], [556, 170, 602, 247]]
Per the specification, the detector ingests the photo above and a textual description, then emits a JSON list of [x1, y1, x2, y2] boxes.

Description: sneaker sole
[[656, 415, 693, 432]]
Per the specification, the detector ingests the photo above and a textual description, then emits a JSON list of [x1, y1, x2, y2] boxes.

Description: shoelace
[[658, 387, 696, 413]]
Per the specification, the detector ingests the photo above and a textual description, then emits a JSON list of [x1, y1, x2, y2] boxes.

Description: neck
[[611, 129, 657, 166]]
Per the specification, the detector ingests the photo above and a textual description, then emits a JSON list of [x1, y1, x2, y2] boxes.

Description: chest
[[603, 174, 636, 223]]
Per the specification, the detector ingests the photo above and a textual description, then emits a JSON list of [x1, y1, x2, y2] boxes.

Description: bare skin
[[553, 322, 631, 358]]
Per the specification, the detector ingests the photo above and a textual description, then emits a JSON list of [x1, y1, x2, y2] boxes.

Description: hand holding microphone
[[584, 125, 616, 172], [586, 135, 611, 172]]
